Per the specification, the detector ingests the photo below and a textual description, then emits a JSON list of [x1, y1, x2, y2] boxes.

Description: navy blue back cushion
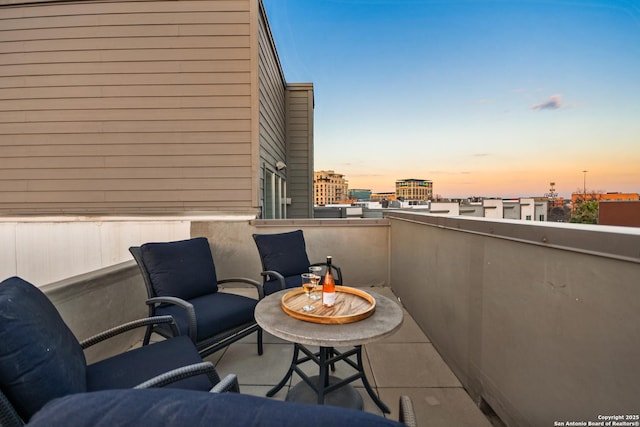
[[253, 230, 311, 277], [0, 277, 87, 421], [27, 389, 406, 427], [140, 237, 218, 300]]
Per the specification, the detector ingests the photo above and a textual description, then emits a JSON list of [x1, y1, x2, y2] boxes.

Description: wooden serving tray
[[281, 286, 376, 324]]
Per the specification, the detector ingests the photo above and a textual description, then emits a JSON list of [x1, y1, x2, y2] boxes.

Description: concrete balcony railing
[[384, 212, 640, 426], [25, 213, 640, 426]]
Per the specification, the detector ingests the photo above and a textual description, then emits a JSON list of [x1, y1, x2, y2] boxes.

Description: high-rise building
[[314, 170, 349, 205], [395, 179, 433, 201]]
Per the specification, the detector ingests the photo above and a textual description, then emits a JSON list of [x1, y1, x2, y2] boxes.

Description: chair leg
[[257, 327, 264, 355], [142, 325, 153, 346], [329, 347, 336, 372]]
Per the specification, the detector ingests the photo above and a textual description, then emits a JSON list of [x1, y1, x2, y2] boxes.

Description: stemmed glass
[[308, 266, 323, 300], [301, 273, 315, 312]]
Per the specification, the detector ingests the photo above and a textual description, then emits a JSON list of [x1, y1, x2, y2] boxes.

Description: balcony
[[21, 212, 639, 426]]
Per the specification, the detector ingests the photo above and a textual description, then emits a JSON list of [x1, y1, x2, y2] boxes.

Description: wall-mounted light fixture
[[276, 161, 287, 170]]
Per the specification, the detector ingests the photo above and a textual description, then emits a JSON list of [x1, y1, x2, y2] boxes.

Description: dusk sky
[[263, 0, 640, 198]]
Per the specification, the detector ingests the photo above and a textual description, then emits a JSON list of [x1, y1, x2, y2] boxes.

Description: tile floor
[[212, 286, 497, 426]]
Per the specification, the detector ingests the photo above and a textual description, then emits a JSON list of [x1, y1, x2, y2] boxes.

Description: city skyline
[[315, 169, 640, 202], [263, 0, 640, 199]]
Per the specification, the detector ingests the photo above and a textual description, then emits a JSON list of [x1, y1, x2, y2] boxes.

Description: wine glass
[[301, 273, 315, 312], [308, 266, 323, 300]]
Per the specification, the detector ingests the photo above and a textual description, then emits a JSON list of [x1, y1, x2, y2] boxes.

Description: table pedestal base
[[286, 375, 363, 410], [267, 344, 390, 413]]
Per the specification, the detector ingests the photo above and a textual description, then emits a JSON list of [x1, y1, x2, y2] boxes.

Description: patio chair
[[26, 388, 416, 427], [0, 276, 238, 426], [129, 237, 264, 357], [252, 229, 343, 296]]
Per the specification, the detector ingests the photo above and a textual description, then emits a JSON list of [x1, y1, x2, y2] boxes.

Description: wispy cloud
[[531, 94, 564, 110]]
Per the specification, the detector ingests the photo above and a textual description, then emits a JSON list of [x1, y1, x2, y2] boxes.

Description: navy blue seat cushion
[[140, 237, 218, 300], [253, 230, 311, 277], [155, 293, 257, 341], [0, 277, 87, 421], [27, 389, 405, 427], [86, 335, 212, 392]]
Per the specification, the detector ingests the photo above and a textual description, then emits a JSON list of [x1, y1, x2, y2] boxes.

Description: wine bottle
[[322, 256, 336, 307]]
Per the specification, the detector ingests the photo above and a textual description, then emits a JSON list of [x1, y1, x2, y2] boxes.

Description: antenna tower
[[545, 182, 558, 200]]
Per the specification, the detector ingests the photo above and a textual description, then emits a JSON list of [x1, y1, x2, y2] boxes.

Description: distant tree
[[548, 206, 570, 222], [570, 200, 599, 224]]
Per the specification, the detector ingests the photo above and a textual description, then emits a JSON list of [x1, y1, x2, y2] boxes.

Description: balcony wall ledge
[[252, 218, 390, 227], [41, 261, 147, 363], [384, 210, 640, 264]]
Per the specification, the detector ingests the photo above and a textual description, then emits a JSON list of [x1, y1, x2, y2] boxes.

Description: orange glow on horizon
[[342, 166, 640, 199]]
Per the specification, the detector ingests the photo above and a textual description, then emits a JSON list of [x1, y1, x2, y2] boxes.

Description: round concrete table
[[255, 288, 403, 413]]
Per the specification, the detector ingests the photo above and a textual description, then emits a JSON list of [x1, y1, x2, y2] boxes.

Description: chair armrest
[[218, 277, 265, 300], [79, 315, 179, 349], [260, 270, 286, 292], [310, 262, 343, 285], [399, 395, 417, 427], [133, 362, 223, 390], [146, 296, 193, 310], [146, 297, 197, 343], [210, 373, 240, 393]]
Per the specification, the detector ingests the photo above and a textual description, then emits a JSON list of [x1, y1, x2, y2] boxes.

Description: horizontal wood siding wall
[[0, 0, 257, 214], [286, 85, 313, 218], [256, 2, 286, 216]]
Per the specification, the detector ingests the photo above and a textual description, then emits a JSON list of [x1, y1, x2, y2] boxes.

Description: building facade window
[[314, 170, 348, 205], [395, 179, 433, 201]]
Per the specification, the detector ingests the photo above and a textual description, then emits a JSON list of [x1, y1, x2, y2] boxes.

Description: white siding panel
[[5, 220, 190, 286]]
